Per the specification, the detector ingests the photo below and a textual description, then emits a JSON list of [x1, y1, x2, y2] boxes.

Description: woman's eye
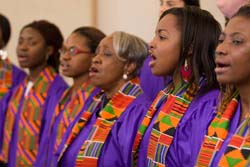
[[232, 40, 243, 45], [103, 51, 112, 56], [159, 35, 167, 40], [28, 41, 37, 46], [218, 39, 224, 44]]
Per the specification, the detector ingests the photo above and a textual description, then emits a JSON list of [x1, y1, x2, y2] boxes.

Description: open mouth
[[217, 62, 228, 68], [150, 54, 156, 60], [89, 66, 99, 77], [148, 54, 157, 67], [17, 54, 28, 62], [215, 60, 230, 74], [60, 63, 70, 71]]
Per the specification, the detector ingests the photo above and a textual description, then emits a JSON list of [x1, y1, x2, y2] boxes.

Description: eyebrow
[[222, 31, 245, 38], [157, 28, 170, 35]]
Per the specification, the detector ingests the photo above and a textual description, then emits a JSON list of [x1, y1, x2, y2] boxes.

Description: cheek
[[29, 52, 46, 65], [159, 46, 179, 70], [76, 57, 92, 69]]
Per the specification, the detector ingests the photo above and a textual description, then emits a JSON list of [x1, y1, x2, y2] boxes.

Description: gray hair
[[111, 31, 148, 77]]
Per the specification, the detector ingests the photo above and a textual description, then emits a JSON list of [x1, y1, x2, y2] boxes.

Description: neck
[[237, 83, 250, 122], [28, 64, 47, 82], [172, 74, 184, 88], [104, 79, 127, 99], [72, 73, 90, 94]]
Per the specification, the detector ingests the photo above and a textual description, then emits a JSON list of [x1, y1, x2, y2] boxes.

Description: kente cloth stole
[[132, 82, 199, 167], [58, 78, 141, 166], [146, 83, 199, 167], [196, 95, 243, 167], [0, 59, 12, 98], [54, 82, 96, 152], [132, 89, 169, 165], [218, 113, 250, 166], [1, 67, 56, 166], [0, 80, 24, 163], [75, 79, 142, 166]]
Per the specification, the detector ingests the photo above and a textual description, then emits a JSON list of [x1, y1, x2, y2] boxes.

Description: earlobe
[[123, 63, 136, 80], [125, 62, 136, 74]]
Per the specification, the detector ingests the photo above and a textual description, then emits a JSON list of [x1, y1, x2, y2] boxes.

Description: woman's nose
[[215, 43, 227, 57]]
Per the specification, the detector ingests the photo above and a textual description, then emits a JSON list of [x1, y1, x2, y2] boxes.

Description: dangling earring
[[123, 73, 128, 80], [0, 50, 7, 60], [181, 59, 192, 82]]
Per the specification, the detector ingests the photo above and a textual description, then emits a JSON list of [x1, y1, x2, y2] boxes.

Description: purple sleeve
[[34, 75, 68, 167], [0, 89, 15, 151], [166, 89, 219, 167], [11, 64, 26, 88], [59, 94, 150, 167], [45, 87, 100, 167], [98, 94, 150, 167]]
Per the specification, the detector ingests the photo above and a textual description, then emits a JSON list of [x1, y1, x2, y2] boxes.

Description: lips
[[214, 59, 230, 74], [60, 62, 70, 71], [148, 54, 156, 67], [89, 66, 99, 77], [17, 54, 29, 63]]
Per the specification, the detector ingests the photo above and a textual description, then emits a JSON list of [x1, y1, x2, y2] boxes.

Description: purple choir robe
[[210, 103, 243, 166], [9, 63, 26, 89], [137, 88, 220, 167], [139, 56, 166, 101], [35, 86, 100, 167], [0, 60, 26, 100], [59, 94, 151, 167], [0, 74, 68, 167]]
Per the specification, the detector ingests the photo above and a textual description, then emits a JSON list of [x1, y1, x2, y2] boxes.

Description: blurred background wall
[[0, 0, 224, 67]]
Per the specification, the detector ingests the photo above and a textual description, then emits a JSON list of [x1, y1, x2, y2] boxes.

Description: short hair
[[0, 13, 11, 48], [183, 0, 200, 7], [72, 26, 106, 53], [22, 20, 63, 72], [159, 6, 221, 90], [111, 31, 148, 78], [233, 4, 250, 19]]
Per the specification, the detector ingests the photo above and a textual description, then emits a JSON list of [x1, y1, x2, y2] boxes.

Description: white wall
[[0, 0, 225, 66], [96, 0, 225, 43], [0, 0, 95, 65]]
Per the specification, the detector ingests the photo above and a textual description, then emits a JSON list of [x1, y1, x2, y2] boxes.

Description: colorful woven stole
[[147, 83, 198, 167], [58, 93, 103, 162], [0, 59, 12, 98], [75, 78, 142, 166], [54, 82, 96, 152], [196, 95, 240, 166], [132, 89, 169, 165], [59, 78, 142, 166], [0, 80, 24, 163], [218, 115, 250, 167], [0, 67, 57, 166], [132, 82, 199, 167]]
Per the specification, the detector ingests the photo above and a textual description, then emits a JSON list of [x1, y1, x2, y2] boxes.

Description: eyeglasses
[[59, 47, 91, 56]]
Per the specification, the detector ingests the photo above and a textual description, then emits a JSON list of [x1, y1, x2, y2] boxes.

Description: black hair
[[0, 13, 11, 48], [22, 20, 63, 72], [160, 6, 221, 90], [72, 26, 106, 53], [183, 0, 200, 7], [233, 4, 250, 18]]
